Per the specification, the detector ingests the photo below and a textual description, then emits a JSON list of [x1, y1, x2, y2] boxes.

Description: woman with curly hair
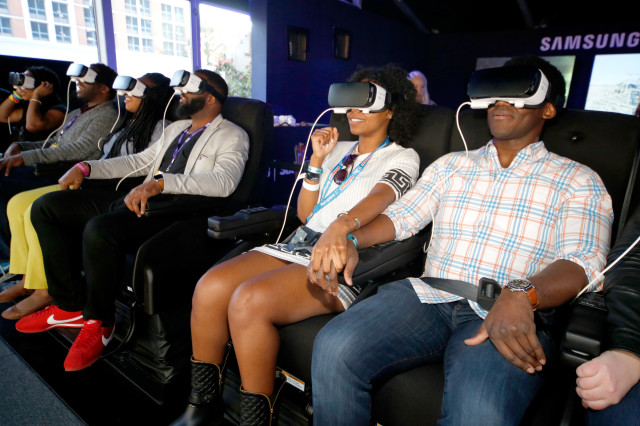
[[172, 63, 421, 426]]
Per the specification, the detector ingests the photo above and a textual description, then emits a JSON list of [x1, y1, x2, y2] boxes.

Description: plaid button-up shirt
[[384, 140, 613, 318]]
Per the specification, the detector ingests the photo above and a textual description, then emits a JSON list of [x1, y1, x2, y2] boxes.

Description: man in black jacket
[[576, 208, 640, 424]]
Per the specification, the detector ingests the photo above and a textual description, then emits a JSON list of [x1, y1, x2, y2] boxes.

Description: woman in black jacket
[[576, 208, 640, 423]]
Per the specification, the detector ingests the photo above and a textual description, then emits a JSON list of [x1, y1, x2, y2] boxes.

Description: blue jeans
[[311, 279, 555, 425], [586, 381, 640, 425]]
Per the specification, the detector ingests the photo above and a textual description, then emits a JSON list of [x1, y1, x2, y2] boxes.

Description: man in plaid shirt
[[309, 56, 613, 425]]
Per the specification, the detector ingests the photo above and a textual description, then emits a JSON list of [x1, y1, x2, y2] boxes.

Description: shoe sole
[[17, 322, 84, 333]]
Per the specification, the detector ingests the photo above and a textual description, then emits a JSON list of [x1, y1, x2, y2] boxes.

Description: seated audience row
[[0, 56, 636, 426]]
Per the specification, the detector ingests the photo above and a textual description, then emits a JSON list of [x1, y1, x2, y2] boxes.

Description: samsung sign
[[540, 32, 640, 51]]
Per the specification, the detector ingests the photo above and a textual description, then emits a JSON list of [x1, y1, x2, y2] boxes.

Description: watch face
[[508, 279, 531, 290]]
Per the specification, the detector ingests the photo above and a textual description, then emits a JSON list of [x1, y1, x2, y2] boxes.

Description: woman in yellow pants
[[0, 72, 173, 319]]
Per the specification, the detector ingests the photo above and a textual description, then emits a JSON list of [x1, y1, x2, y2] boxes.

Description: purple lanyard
[[59, 114, 80, 136], [164, 121, 211, 172]]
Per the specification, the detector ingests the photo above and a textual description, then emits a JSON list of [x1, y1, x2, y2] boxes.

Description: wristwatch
[[153, 173, 164, 182], [506, 278, 539, 310]]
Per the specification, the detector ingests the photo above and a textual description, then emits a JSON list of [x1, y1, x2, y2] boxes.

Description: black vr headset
[[112, 76, 148, 98], [467, 65, 564, 109], [328, 82, 391, 114], [170, 70, 226, 103], [66, 63, 99, 84], [8, 72, 38, 90]]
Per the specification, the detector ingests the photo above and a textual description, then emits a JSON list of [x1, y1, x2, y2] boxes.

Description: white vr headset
[[170, 70, 226, 103], [328, 82, 391, 114], [467, 65, 560, 109], [113, 76, 148, 98], [66, 63, 99, 84], [8, 72, 37, 90]]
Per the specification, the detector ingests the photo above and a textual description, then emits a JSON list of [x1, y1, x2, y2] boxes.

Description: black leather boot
[[239, 374, 286, 426], [171, 354, 229, 426]]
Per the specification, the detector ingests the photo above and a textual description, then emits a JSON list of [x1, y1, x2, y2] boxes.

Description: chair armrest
[[560, 292, 608, 368], [143, 194, 227, 217], [207, 205, 298, 240], [32, 161, 76, 177]]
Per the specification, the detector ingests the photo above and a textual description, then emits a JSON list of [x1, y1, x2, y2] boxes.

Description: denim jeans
[[311, 279, 554, 425], [586, 381, 640, 425]]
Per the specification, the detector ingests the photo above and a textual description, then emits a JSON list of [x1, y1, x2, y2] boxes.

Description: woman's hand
[[310, 127, 339, 164], [32, 81, 55, 100]]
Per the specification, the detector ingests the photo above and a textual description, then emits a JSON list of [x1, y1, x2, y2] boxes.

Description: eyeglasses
[[333, 154, 357, 185]]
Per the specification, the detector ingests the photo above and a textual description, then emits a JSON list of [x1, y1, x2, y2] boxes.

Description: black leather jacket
[[603, 209, 640, 357]]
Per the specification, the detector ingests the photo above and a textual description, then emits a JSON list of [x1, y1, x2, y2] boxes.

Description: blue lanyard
[[165, 121, 211, 172], [307, 137, 390, 222]]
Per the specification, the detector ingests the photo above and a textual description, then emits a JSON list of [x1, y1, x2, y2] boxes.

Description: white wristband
[[302, 180, 320, 191]]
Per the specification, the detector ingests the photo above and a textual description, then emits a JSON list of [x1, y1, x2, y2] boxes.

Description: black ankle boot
[[171, 355, 228, 426], [239, 374, 286, 426]]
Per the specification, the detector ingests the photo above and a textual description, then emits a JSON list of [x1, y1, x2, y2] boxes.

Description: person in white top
[[172, 64, 422, 426]]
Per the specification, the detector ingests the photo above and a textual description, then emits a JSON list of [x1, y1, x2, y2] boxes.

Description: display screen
[[585, 53, 640, 116]]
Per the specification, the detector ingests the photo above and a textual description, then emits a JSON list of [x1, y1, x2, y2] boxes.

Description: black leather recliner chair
[[51, 97, 275, 404], [210, 107, 640, 425]]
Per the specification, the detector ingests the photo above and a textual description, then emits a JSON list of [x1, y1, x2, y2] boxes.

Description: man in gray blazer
[[0, 63, 118, 259], [18, 70, 249, 373]]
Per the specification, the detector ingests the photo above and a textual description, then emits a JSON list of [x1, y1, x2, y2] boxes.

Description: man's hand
[[4, 143, 22, 157], [308, 237, 359, 295], [0, 154, 24, 176], [59, 165, 85, 190], [576, 350, 640, 410], [465, 289, 545, 374], [124, 180, 163, 217]]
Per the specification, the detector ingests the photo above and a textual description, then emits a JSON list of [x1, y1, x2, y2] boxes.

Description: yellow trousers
[[8, 185, 60, 290]]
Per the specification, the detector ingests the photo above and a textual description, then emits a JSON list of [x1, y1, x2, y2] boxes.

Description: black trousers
[[31, 188, 179, 325]]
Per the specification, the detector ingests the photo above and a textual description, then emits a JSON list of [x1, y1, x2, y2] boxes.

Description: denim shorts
[[252, 226, 361, 309]]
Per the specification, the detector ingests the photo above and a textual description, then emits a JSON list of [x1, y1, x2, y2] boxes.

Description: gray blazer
[[87, 114, 250, 198], [18, 101, 118, 166]]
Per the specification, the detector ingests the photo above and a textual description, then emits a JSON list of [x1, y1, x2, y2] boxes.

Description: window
[[162, 22, 172, 39], [0, 17, 11, 35], [139, 0, 150, 17], [30, 21, 48, 40], [174, 25, 184, 42], [55, 24, 71, 43], [174, 6, 183, 23], [140, 18, 151, 36], [176, 43, 187, 57], [142, 37, 152, 52], [127, 35, 139, 51], [199, 3, 252, 97], [161, 4, 171, 21], [86, 29, 96, 46], [126, 16, 138, 34], [28, 0, 46, 21], [84, 7, 94, 27], [0, 0, 8, 12], [163, 41, 173, 55], [52, 2, 69, 24], [125, 0, 136, 14]]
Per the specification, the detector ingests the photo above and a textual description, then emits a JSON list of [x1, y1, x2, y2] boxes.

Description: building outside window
[[28, 0, 46, 20], [161, 3, 170, 21], [52, 2, 69, 24], [126, 16, 138, 33], [0, 16, 11, 35], [125, 0, 136, 14], [0, 0, 9, 12], [127, 35, 139, 50], [140, 18, 151, 36], [142, 37, 152, 52], [139, 0, 150, 16], [86, 29, 96, 45], [30, 21, 48, 40], [55, 24, 71, 42]]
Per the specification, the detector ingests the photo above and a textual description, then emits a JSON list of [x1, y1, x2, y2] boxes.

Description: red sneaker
[[16, 305, 83, 333], [64, 319, 115, 372]]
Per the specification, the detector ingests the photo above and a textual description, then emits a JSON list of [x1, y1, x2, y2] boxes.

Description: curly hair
[[348, 63, 421, 145]]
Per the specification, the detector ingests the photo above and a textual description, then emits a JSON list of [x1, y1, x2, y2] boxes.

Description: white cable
[[98, 93, 122, 151], [114, 94, 173, 191], [275, 107, 334, 243], [573, 233, 640, 302], [41, 79, 72, 149]]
